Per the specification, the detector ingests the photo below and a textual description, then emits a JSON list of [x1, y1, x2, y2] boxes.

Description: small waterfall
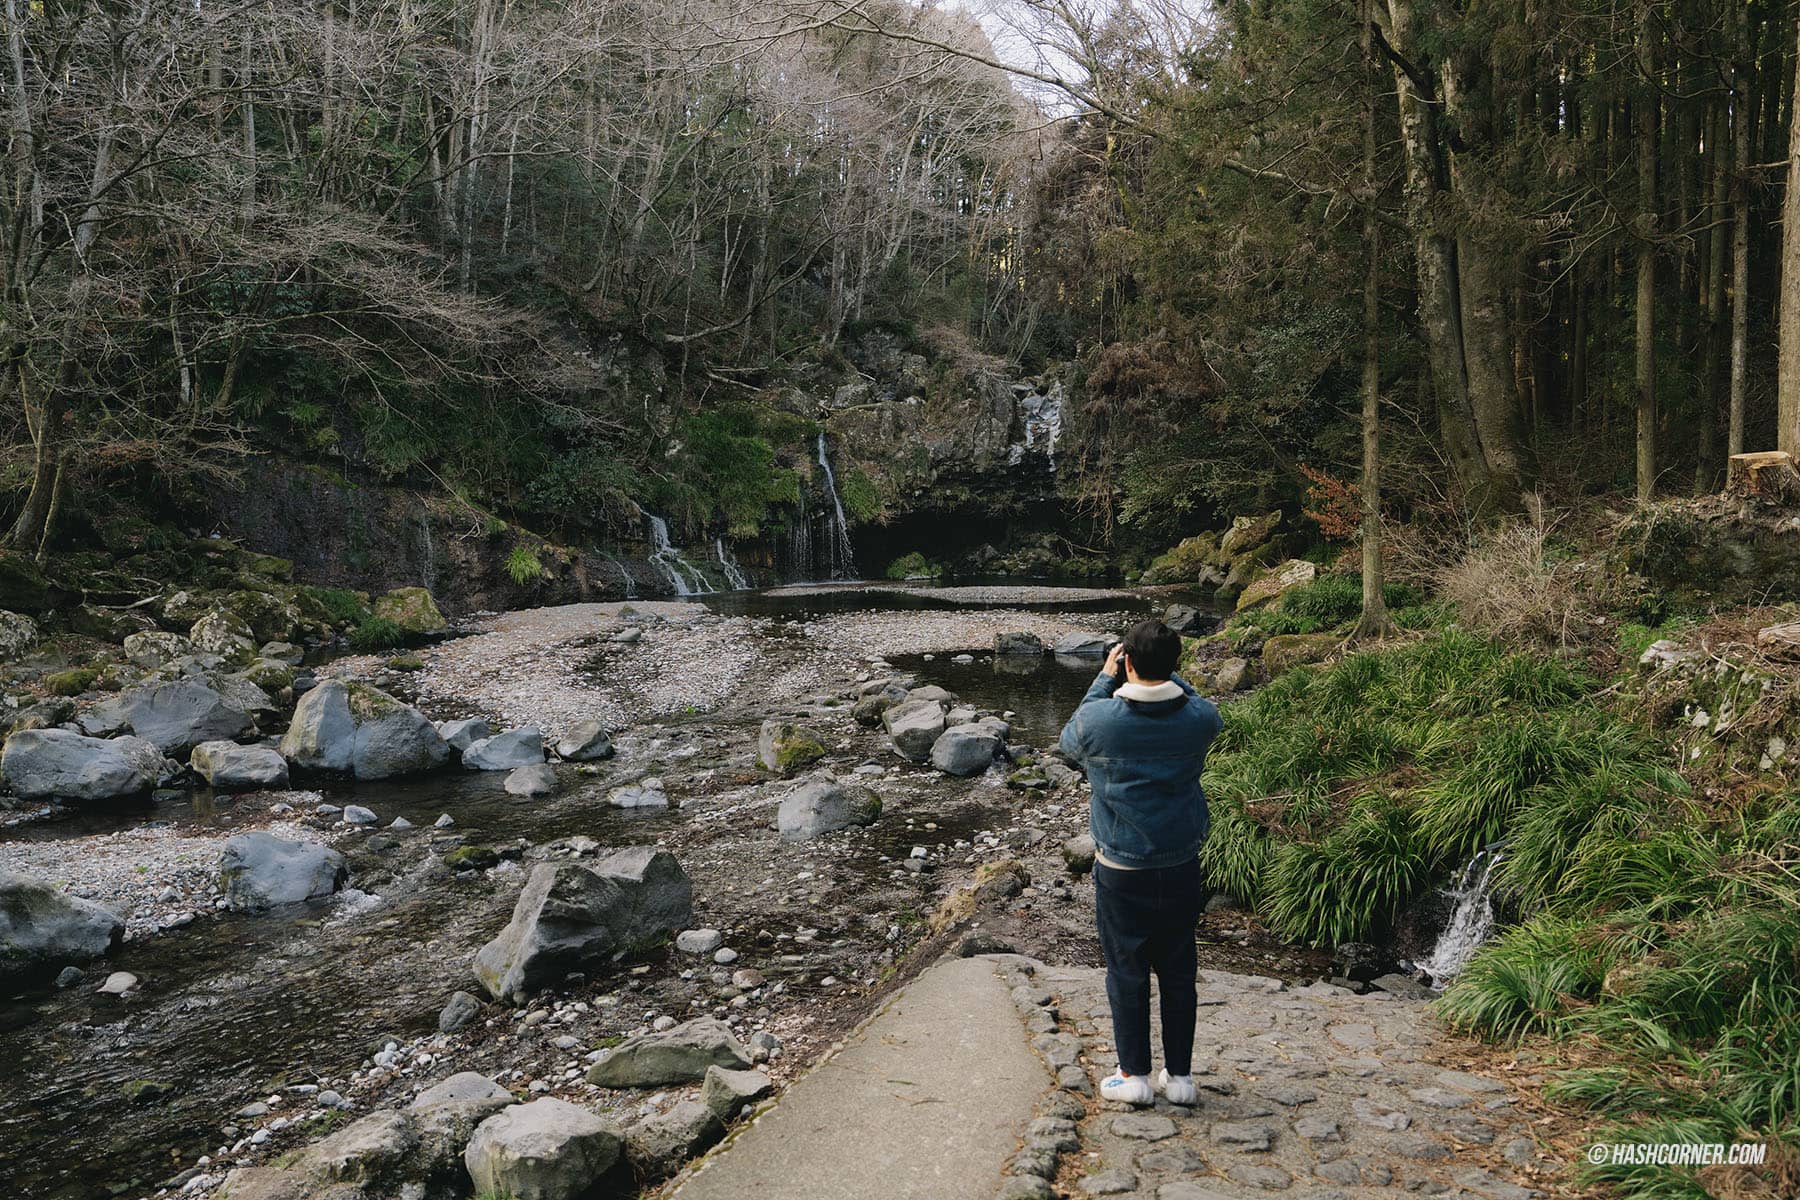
[[1420, 847, 1505, 986], [417, 516, 437, 595], [788, 490, 813, 580], [714, 538, 750, 590], [604, 555, 636, 599], [815, 432, 857, 579], [645, 514, 712, 597]]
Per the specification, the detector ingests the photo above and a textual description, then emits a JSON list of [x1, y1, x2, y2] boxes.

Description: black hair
[[1121, 619, 1181, 682]]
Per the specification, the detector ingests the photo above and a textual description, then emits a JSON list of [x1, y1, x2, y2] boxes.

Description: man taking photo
[[1058, 619, 1223, 1107]]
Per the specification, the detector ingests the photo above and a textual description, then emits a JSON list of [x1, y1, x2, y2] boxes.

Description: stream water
[[0, 584, 1218, 1199]]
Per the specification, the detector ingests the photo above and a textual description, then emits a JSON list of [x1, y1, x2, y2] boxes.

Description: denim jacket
[[1057, 671, 1223, 869]]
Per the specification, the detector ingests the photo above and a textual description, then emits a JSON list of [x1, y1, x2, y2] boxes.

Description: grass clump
[[506, 546, 545, 585], [301, 585, 369, 628], [349, 616, 405, 652], [885, 552, 943, 580]]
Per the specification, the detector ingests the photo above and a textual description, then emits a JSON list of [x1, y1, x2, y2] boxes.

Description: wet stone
[[1111, 1113, 1179, 1141]]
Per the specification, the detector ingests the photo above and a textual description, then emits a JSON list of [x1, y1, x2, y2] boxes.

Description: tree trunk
[[1355, 0, 1391, 641], [1634, 5, 1658, 502], [1779, 8, 1800, 453], [1729, 0, 1751, 459]]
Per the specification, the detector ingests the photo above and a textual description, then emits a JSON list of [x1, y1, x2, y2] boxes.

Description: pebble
[[676, 929, 724, 955], [342, 805, 377, 826], [714, 948, 739, 965], [96, 971, 138, 995]]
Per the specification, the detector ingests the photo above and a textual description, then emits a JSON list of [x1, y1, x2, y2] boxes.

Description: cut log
[[1725, 451, 1800, 501]]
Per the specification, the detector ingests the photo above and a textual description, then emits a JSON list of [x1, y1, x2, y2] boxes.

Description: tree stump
[[1725, 451, 1800, 502], [1757, 621, 1800, 660]]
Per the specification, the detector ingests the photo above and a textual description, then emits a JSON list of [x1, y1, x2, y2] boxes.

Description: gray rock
[[994, 632, 1044, 656], [624, 1099, 725, 1176], [464, 1098, 623, 1200], [1371, 972, 1435, 1000], [1111, 1114, 1178, 1141], [1078, 1169, 1138, 1195], [1213, 657, 1253, 693], [438, 717, 493, 753], [1061, 834, 1096, 875], [349, 687, 449, 780], [757, 719, 826, 774], [95, 970, 137, 994], [116, 679, 256, 755], [191, 741, 289, 790], [929, 725, 1003, 776], [676, 929, 723, 955], [412, 1071, 514, 1113], [0, 873, 123, 983], [999, 1179, 1056, 1200], [190, 610, 258, 663], [608, 781, 669, 807], [259, 642, 304, 667], [884, 698, 947, 762], [219, 832, 348, 911], [1350, 1097, 1409, 1130], [1053, 632, 1110, 656], [463, 728, 545, 771], [700, 1065, 773, 1120], [1210, 1120, 1277, 1150], [776, 775, 882, 841], [1294, 1116, 1340, 1141], [0, 609, 38, 659], [122, 630, 192, 670], [280, 680, 357, 772], [586, 1016, 752, 1087], [439, 990, 484, 1032], [296, 1109, 418, 1185], [472, 848, 692, 1004], [505, 764, 560, 797], [1163, 604, 1216, 635], [1223, 1161, 1293, 1190], [1, 730, 163, 802], [1408, 1086, 1472, 1108], [53, 965, 85, 988], [555, 720, 613, 762], [342, 805, 378, 826]]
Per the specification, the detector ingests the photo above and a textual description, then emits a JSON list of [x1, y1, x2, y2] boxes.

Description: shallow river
[[0, 583, 1189, 1199]]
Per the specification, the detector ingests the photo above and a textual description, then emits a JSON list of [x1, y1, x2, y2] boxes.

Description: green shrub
[[506, 546, 545, 585], [886, 552, 943, 579], [302, 586, 369, 627], [349, 616, 405, 651]]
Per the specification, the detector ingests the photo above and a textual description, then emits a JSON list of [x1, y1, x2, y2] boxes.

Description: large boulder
[[280, 679, 356, 771], [1220, 510, 1283, 557], [884, 698, 947, 762], [555, 720, 613, 762], [0, 610, 38, 660], [347, 684, 448, 779], [295, 1110, 419, 1187], [437, 717, 492, 753], [373, 587, 447, 638], [776, 775, 881, 841], [929, 725, 1003, 776], [463, 728, 544, 771], [1142, 532, 1222, 585], [0, 873, 123, 983], [219, 832, 348, 911], [1, 730, 163, 801], [1235, 558, 1318, 612], [219, 590, 302, 644], [191, 741, 290, 790], [189, 610, 257, 664], [0, 551, 51, 614], [701, 1065, 774, 1121], [105, 679, 256, 756], [1052, 632, 1110, 657], [756, 719, 825, 774], [464, 1098, 624, 1200], [279, 680, 446, 779], [585, 1017, 752, 1088], [122, 630, 193, 670], [472, 848, 692, 1004], [994, 631, 1044, 656]]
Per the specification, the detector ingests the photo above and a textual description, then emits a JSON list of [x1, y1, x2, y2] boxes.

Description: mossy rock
[[240, 659, 296, 692], [295, 586, 369, 632], [372, 587, 446, 637], [1235, 559, 1318, 612], [43, 667, 101, 697], [245, 554, 294, 582], [0, 552, 52, 614], [121, 1079, 175, 1105], [220, 589, 302, 644], [1261, 632, 1341, 676], [443, 845, 500, 871], [1143, 533, 1222, 585], [346, 681, 405, 720], [1219, 511, 1283, 558], [757, 720, 827, 773], [385, 654, 425, 672]]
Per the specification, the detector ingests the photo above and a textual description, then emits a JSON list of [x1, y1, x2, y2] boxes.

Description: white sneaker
[[1100, 1070, 1155, 1106], [1158, 1069, 1198, 1106]]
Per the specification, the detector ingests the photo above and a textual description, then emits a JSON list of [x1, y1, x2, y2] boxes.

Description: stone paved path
[[999, 961, 1556, 1200]]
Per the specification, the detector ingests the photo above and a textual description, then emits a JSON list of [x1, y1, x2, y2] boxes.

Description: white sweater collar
[[1115, 680, 1183, 702]]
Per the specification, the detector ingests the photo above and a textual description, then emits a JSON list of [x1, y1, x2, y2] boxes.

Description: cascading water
[[788, 491, 813, 579], [714, 538, 750, 590], [604, 555, 637, 599], [1419, 846, 1506, 985], [645, 514, 712, 597], [815, 432, 857, 579]]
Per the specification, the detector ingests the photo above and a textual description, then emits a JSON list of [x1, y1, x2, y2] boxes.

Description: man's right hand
[[1104, 641, 1127, 680]]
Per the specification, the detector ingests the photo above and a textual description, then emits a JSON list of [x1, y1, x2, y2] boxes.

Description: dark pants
[[1094, 858, 1202, 1077]]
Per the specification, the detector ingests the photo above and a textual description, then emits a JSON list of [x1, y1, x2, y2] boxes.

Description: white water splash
[[1420, 847, 1505, 986], [815, 432, 857, 579], [645, 513, 712, 596], [713, 538, 750, 590]]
